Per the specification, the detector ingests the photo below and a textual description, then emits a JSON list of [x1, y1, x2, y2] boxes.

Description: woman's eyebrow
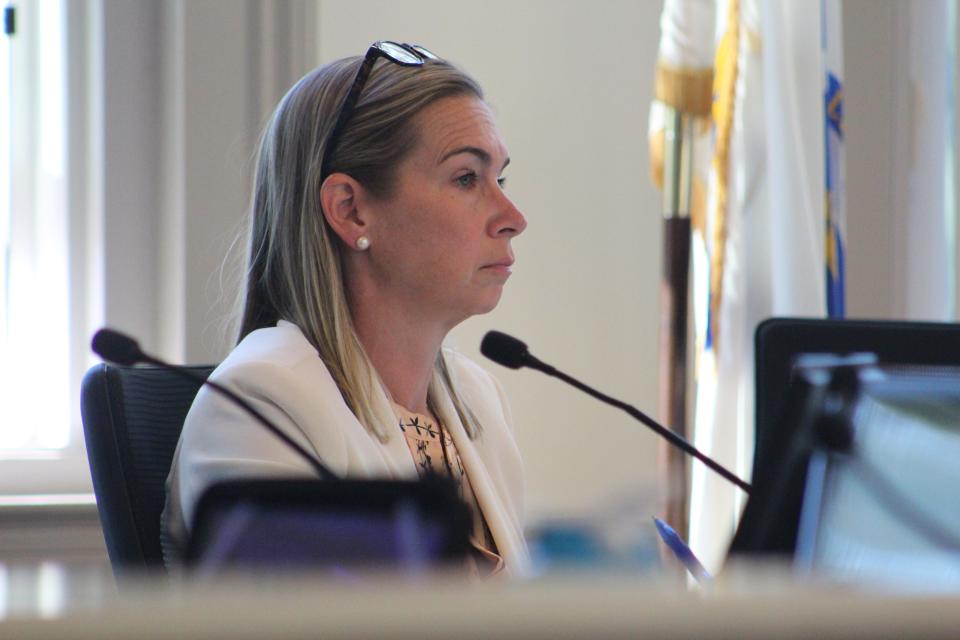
[[438, 145, 510, 171]]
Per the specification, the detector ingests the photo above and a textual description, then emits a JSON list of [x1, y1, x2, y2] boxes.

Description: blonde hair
[[239, 54, 483, 441]]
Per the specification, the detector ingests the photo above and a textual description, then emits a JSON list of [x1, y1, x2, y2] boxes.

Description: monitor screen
[[795, 368, 960, 591], [186, 478, 471, 575]]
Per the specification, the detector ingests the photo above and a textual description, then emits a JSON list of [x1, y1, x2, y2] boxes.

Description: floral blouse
[[392, 403, 503, 576]]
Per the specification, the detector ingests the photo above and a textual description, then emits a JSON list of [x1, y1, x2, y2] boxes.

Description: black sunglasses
[[320, 41, 440, 181]]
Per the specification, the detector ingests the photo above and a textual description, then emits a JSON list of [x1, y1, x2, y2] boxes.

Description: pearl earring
[[355, 236, 370, 251]]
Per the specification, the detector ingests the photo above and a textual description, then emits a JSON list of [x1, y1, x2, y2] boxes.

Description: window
[[0, 0, 91, 494]]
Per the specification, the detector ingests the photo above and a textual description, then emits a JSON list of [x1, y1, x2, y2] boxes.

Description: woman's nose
[[492, 191, 527, 237]]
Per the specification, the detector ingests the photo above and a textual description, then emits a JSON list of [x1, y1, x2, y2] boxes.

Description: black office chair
[[80, 363, 214, 573]]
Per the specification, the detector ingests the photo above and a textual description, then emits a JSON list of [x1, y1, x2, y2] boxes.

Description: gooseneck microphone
[[481, 330, 752, 494], [91, 328, 338, 481]]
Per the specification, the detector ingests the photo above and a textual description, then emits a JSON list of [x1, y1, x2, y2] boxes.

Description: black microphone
[[481, 330, 752, 494], [91, 328, 338, 481]]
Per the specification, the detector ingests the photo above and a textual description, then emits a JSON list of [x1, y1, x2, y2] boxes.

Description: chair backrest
[[80, 363, 214, 572], [730, 316, 960, 556]]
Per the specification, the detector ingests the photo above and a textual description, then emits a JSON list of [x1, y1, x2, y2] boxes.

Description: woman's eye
[[456, 172, 478, 188], [497, 176, 507, 189]]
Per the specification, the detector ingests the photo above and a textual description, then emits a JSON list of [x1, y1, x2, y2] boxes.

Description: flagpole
[[649, 0, 716, 542], [658, 106, 694, 539]]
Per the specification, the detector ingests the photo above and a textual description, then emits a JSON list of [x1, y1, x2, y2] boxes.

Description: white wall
[[317, 1, 667, 523], [843, 0, 959, 320]]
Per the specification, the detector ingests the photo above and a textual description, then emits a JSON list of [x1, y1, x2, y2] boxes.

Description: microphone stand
[[524, 353, 751, 494], [480, 331, 751, 495]]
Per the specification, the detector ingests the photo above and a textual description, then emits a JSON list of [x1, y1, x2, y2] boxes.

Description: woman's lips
[[481, 259, 514, 276]]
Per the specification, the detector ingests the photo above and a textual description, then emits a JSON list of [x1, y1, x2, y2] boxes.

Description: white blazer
[[164, 321, 529, 575]]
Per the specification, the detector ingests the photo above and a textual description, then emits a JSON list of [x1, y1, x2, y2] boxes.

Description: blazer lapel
[[432, 382, 530, 576]]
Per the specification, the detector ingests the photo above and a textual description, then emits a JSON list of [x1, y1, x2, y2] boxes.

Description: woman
[[163, 42, 529, 576]]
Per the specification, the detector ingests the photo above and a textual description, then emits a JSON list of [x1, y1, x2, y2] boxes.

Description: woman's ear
[[320, 173, 370, 251]]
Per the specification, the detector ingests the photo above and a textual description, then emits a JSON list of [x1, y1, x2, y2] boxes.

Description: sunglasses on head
[[320, 41, 440, 181]]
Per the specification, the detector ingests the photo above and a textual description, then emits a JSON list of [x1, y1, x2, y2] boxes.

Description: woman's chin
[[474, 289, 505, 317], [453, 289, 504, 323]]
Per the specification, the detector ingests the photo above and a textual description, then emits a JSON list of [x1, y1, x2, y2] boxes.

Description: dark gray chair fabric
[[80, 363, 214, 573]]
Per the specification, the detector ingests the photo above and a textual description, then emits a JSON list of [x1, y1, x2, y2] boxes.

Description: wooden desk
[[2, 562, 960, 638]]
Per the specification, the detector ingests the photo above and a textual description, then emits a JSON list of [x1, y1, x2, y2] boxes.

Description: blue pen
[[653, 517, 712, 584]]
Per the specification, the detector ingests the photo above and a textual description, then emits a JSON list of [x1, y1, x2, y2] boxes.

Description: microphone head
[[91, 328, 144, 366], [480, 331, 530, 369]]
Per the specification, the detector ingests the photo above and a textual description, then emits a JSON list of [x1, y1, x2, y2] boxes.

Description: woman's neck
[[349, 295, 448, 416]]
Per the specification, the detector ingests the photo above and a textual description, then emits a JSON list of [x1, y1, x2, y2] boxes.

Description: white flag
[[688, 0, 830, 572]]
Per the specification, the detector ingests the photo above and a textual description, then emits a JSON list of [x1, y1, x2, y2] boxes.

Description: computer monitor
[[794, 365, 960, 591], [185, 478, 471, 574], [730, 317, 960, 558]]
